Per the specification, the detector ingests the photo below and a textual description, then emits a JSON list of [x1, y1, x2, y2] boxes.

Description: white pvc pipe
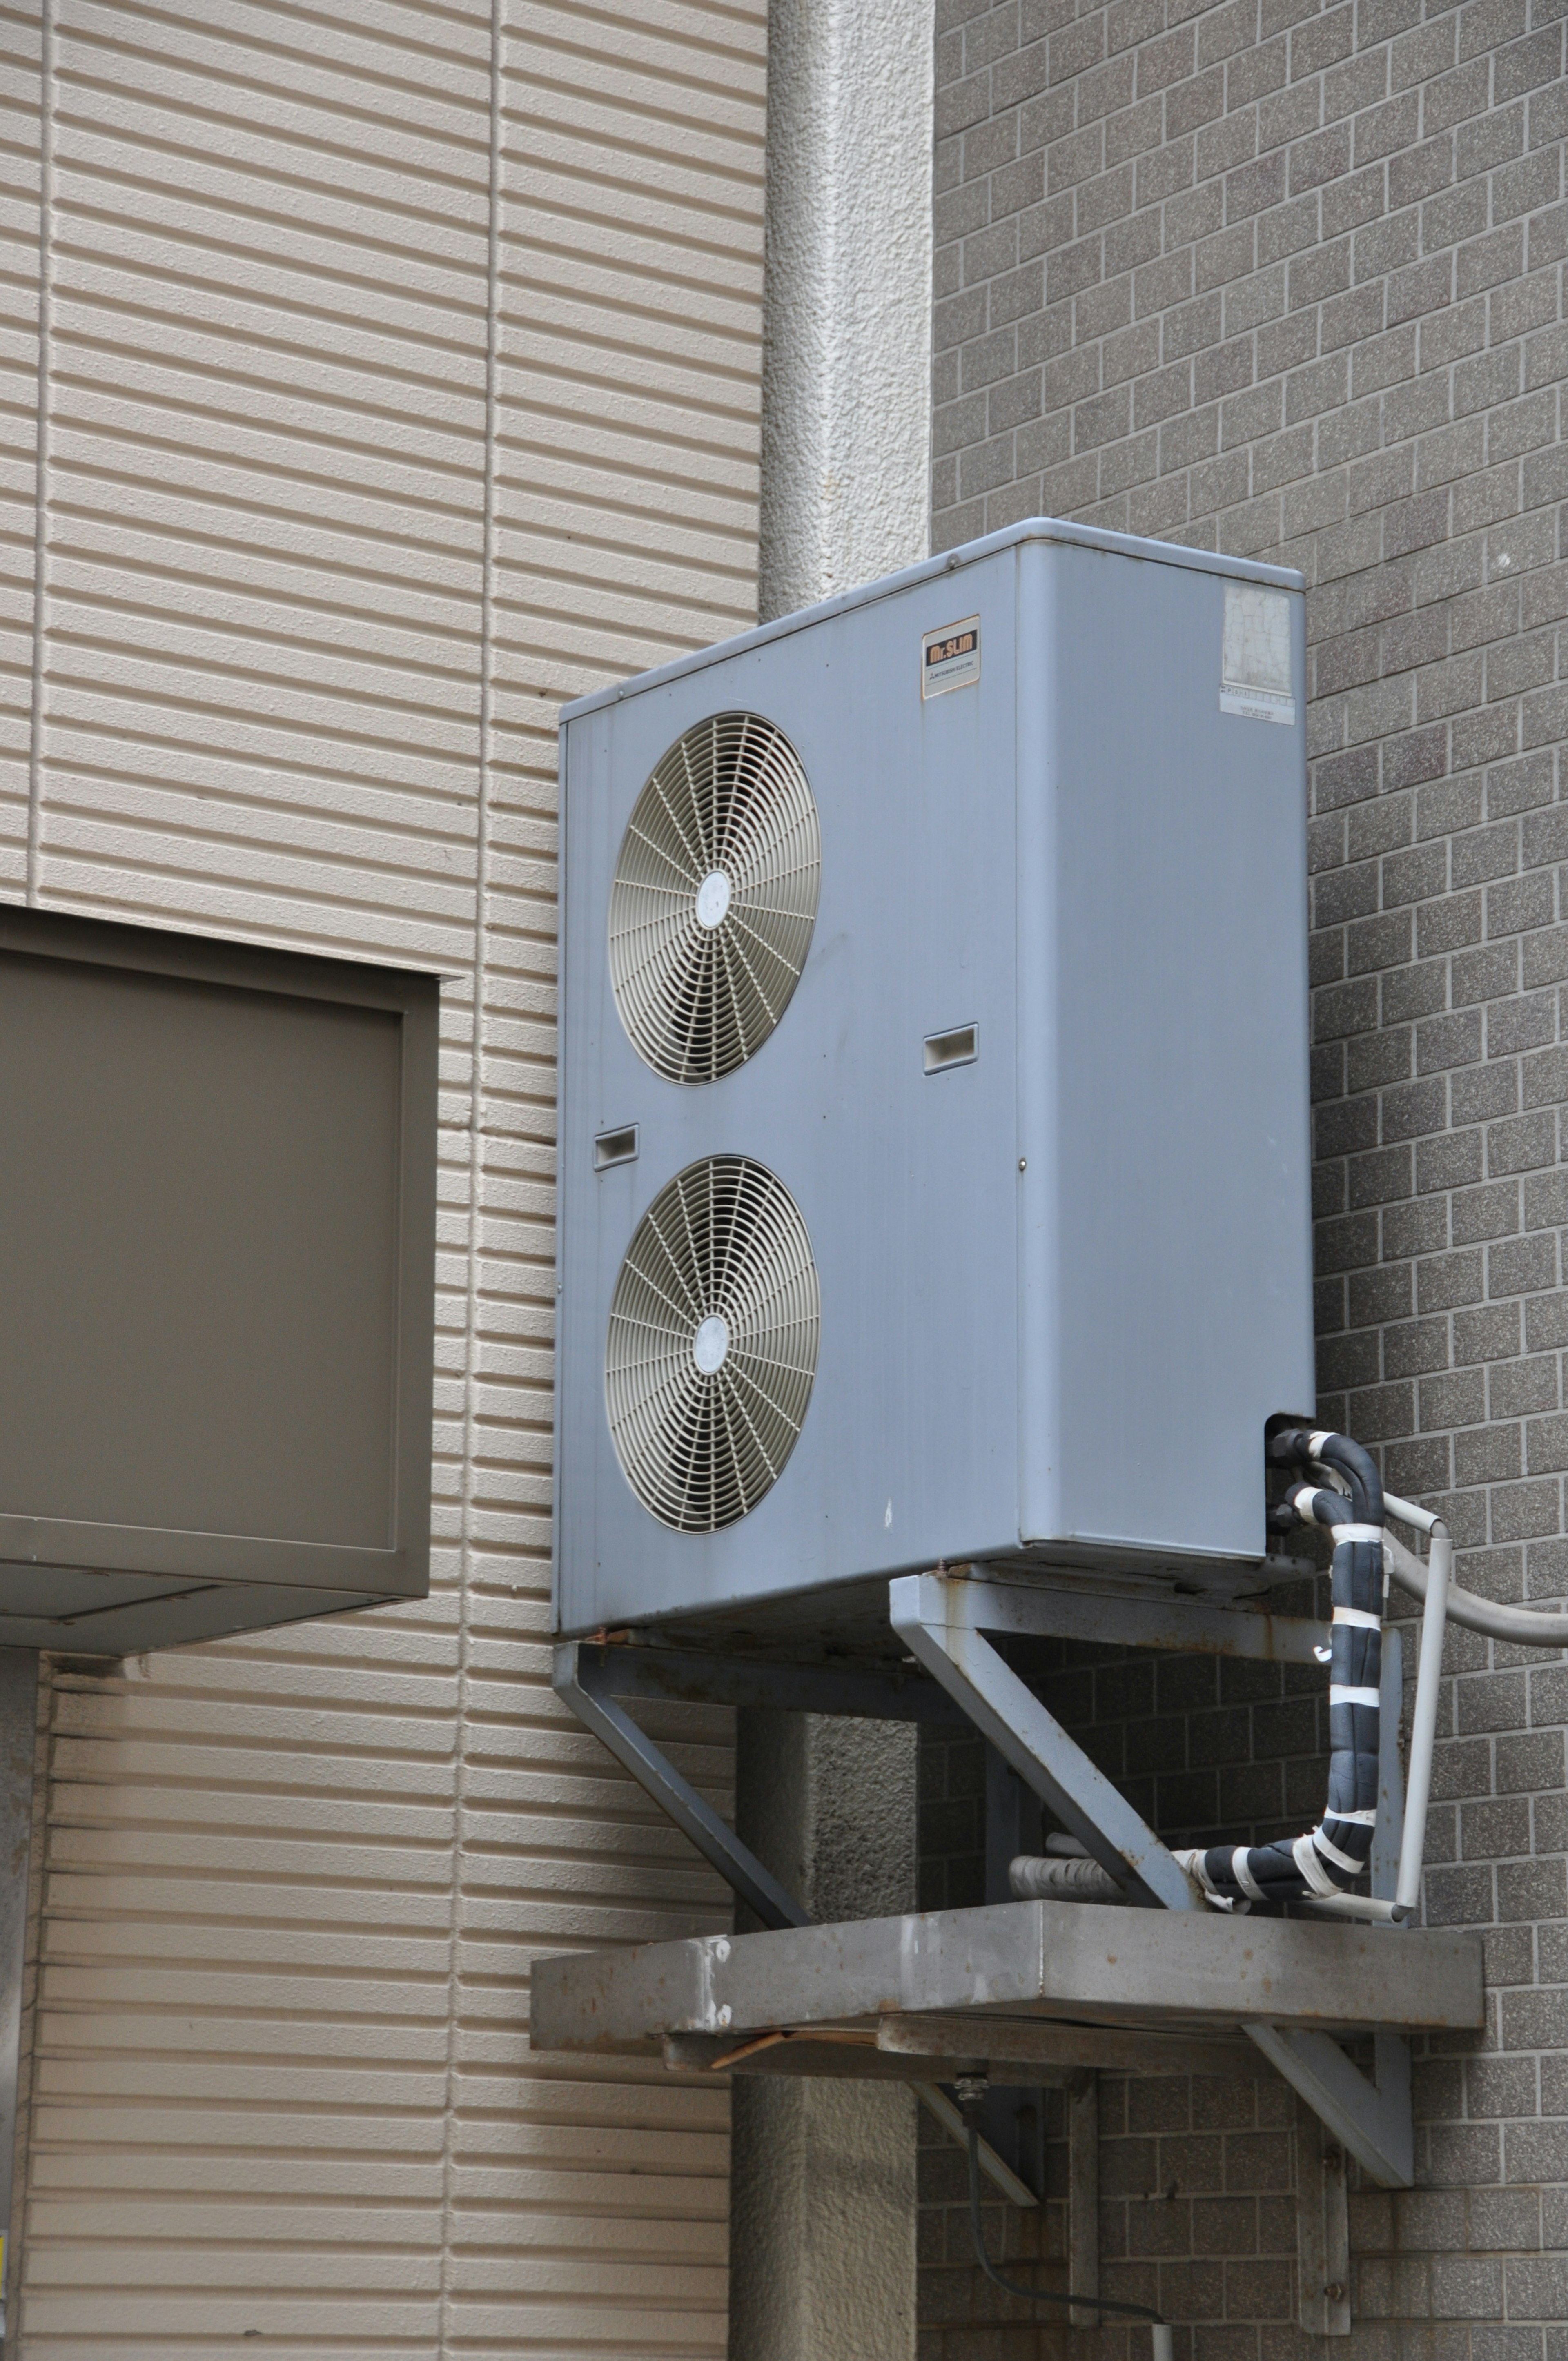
[[1152, 2324, 1174, 2361], [1382, 1489, 1440, 1536], [1361, 1501, 1564, 1927], [1298, 1892, 1402, 1924], [1395, 1527, 1450, 1920], [1383, 1517, 1568, 1646]]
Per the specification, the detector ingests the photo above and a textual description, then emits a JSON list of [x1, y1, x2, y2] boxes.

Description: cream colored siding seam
[[3, 0, 42, 898]]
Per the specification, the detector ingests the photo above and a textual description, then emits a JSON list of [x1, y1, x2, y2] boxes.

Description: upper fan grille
[[606, 1156, 819, 1533], [608, 713, 820, 1083]]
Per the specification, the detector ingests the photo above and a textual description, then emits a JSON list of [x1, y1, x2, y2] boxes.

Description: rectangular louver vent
[[595, 1125, 639, 1169], [924, 1024, 977, 1074]]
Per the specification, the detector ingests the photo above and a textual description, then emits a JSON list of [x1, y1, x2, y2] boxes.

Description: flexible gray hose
[[1383, 1527, 1568, 1648]]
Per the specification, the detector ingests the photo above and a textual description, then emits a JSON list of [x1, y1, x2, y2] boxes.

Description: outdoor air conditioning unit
[[554, 520, 1315, 1649]]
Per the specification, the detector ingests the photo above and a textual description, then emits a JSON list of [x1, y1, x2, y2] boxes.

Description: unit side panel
[[1024, 542, 1314, 1566], [555, 562, 1025, 1633], [555, 705, 617, 1631]]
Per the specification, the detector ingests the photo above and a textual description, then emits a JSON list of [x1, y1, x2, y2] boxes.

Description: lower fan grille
[[605, 1156, 819, 1533]]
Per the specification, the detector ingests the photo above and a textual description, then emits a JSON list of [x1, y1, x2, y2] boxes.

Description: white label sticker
[[1221, 583, 1296, 725], [922, 616, 980, 698]]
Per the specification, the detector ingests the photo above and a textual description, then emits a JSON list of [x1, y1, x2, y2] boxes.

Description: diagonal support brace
[[552, 1639, 1036, 2207], [890, 1569, 1416, 2190], [1252, 2025, 1412, 2190], [556, 1642, 807, 1931], [889, 1573, 1195, 1911]]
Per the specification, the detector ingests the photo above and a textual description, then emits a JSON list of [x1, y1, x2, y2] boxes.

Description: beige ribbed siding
[[0, 4, 38, 888], [12, 0, 763, 2350]]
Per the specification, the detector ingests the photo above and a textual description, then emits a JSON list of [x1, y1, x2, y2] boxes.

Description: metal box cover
[[0, 905, 439, 1653], [555, 520, 1314, 1639]]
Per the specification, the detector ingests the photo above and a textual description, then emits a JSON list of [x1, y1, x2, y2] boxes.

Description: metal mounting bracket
[[1069, 2068, 1099, 2326], [556, 1642, 808, 1932], [551, 1639, 1034, 2205], [1296, 2091, 1352, 2336], [888, 1568, 1417, 2191], [891, 1571, 1197, 1909]]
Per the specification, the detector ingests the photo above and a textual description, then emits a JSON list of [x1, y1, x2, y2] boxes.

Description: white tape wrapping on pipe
[[1229, 1847, 1265, 1903], [1313, 1826, 1368, 1876], [1190, 1441, 1388, 1911], [1292, 1832, 1343, 1897]]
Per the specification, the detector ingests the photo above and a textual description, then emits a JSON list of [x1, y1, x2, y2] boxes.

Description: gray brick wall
[[914, 1622, 1554, 2357], [927, 0, 1568, 2348], [916, 1656, 1329, 2359], [918, 2080, 1073, 2357], [932, 0, 1566, 560]]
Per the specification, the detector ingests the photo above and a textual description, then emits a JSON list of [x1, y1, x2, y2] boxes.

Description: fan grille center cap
[[695, 871, 732, 929], [693, 1315, 730, 1376]]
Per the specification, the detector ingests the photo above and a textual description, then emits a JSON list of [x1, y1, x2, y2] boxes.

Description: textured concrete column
[[728, 1711, 918, 2361], [758, 0, 934, 622], [738, 1, 933, 2345]]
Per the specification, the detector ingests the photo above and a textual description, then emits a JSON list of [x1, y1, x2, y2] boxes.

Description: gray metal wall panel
[[0, 6, 38, 895], [1025, 538, 1316, 1564]]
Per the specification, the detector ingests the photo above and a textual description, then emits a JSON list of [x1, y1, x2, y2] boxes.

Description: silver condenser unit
[[554, 520, 1315, 1646]]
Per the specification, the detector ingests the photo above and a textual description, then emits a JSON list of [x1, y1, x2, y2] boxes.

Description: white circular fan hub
[[693, 1314, 730, 1374], [695, 870, 732, 930]]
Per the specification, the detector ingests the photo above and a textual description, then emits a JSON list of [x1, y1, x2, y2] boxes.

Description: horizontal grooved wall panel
[[0, 4, 40, 889], [14, 0, 765, 2348]]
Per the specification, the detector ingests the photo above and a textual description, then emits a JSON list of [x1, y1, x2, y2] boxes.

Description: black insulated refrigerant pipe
[[1178, 1428, 1384, 1909]]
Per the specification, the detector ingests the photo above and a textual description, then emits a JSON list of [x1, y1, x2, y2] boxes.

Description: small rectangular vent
[[924, 1025, 977, 1074], [595, 1125, 639, 1170]]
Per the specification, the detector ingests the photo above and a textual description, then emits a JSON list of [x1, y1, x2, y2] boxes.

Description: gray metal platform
[[531, 1895, 1485, 2064], [548, 1575, 1477, 2192]]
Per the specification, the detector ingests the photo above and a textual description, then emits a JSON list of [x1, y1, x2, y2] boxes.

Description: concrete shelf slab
[[531, 1895, 1486, 2065]]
